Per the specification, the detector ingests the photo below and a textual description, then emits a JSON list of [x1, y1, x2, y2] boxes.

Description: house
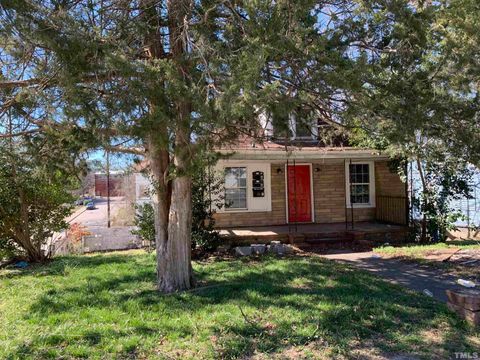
[[123, 162, 154, 209], [212, 112, 409, 246], [133, 172, 153, 206]]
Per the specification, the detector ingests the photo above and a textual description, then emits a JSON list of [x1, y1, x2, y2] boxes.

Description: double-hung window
[[346, 162, 375, 207], [225, 167, 247, 209]]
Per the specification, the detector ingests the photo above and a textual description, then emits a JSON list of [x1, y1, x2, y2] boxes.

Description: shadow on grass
[[0, 253, 138, 280], [8, 255, 475, 359]]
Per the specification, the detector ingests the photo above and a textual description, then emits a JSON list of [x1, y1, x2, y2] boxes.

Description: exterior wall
[[313, 160, 377, 223], [375, 161, 406, 197], [94, 174, 125, 197], [135, 173, 153, 205], [374, 161, 408, 225], [213, 159, 406, 228], [346, 208, 376, 222], [313, 160, 348, 223]]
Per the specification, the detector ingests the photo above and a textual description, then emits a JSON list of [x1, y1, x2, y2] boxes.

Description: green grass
[[374, 240, 480, 258], [0, 251, 478, 359]]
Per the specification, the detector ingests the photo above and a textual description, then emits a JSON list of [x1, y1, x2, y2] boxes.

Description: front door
[[287, 165, 312, 223]]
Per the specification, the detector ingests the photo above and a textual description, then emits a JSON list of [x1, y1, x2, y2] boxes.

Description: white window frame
[[345, 161, 376, 208], [268, 111, 319, 140], [215, 162, 272, 213], [224, 167, 248, 211], [290, 112, 318, 140]]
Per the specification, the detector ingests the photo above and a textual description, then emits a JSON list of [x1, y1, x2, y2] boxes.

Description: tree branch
[[105, 144, 146, 155], [0, 129, 39, 138], [0, 73, 117, 90]]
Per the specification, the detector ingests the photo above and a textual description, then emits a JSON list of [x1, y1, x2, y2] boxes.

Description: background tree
[[131, 203, 156, 250], [0, 137, 75, 262], [345, 0, 480, 240]]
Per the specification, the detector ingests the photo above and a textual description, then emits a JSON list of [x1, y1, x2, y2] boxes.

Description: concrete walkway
[[320, 251, 474, 303]]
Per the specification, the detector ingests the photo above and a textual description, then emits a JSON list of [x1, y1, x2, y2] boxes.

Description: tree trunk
[[161, 174, 193, 292], [149, 129, 193, 293], [141, 0, 194, 293], [16, 177, 48, 262]]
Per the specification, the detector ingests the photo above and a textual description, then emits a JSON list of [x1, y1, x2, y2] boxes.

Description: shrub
[[0, 160, 74, 262], [131, 203, 156, 250], [191, 168, 223, 253], [131, 165, 223, 254]]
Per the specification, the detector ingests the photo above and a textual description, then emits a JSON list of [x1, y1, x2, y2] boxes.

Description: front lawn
[[0, 251, 478, 359]]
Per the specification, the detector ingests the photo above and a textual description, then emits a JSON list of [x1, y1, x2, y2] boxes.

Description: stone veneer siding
[[213, 160, 406, 228]]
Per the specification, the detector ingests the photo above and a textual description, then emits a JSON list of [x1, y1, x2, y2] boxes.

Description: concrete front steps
[[294, 232, 360, 252]]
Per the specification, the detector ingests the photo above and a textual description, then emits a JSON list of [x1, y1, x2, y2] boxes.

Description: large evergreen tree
[[2, 0, 471, 290]]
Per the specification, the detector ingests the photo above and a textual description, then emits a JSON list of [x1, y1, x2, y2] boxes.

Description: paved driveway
[[55, 197, 139, 254], [66, 197, 126, 228], [320, 251, 473, 302]]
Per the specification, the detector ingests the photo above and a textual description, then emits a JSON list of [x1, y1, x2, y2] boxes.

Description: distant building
[[134, 172, 153, 205], [94, 172, 125, 197]]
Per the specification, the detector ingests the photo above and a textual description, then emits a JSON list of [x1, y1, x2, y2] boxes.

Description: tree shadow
[[0, 253, 141, 280], [7, 255, 475, 359]]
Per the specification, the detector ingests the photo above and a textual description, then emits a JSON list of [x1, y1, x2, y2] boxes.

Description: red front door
[[287, 165, 312, 223]]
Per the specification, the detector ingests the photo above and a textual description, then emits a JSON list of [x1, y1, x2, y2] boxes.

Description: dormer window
[[267, 109, 319, 140], [294, 108, 318, 139], [271, 112, 293, 139]]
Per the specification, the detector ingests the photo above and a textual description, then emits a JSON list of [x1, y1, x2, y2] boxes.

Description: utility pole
[[106, 149, 111, 228]]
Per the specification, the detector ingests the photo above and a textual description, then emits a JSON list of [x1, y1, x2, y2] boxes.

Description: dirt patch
[[420, 248, 460, 262], [449, 249, 480, 265], [378, 249, 480, 283]]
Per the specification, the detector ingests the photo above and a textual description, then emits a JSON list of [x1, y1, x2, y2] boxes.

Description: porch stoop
[[218, 222, 409, 250]]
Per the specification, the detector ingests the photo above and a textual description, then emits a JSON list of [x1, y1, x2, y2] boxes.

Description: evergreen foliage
[[0, 139, 75, 262], [132, 203, 156, 250]]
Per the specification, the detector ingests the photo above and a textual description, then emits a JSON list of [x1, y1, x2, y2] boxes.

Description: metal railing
[[376, 195, 408, 225]]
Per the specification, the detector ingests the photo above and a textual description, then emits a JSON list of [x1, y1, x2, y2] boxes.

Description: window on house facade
[[294, 108, 317, 139], [347, 163, 375, 206], [271, 112, 293, 139], [225, 167, 247, 209], [269, 108, 319, 140]]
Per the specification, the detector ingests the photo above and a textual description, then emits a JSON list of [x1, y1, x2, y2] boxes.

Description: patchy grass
[[374, 241, 480, 282], [374, 241, 480, 258], [0, 251, 478, 359]]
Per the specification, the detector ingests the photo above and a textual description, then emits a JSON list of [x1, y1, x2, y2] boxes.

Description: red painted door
[[287, 165, 312, 223]]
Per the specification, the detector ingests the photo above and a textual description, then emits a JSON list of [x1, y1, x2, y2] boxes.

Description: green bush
[[191, 167, 223, 253], [131, 166, 223, 254], [0, 149, 74, 262], [131, 203, 156, 250]]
